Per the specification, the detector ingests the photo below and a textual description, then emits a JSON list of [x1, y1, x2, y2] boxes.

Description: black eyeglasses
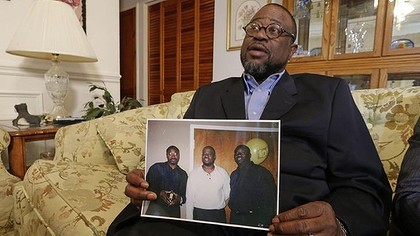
[[243, 22, 296, 42]]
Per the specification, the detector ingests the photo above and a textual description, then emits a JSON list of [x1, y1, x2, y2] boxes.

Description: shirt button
[[252, 111, 257, 115]]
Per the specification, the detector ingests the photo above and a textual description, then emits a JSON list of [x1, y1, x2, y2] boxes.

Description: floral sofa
[[0, 129, 21, 235], [1, 86, 419, 235]]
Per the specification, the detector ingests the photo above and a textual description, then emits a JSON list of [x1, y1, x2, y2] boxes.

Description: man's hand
[[268, 201, 345, 236], [124, 169, 157, 208]]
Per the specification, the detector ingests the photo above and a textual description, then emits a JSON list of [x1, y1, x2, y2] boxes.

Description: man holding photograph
[[109, 3, 391, 236]]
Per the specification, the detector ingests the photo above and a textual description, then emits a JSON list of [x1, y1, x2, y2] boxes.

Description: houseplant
[[82, 83, 142, 120]]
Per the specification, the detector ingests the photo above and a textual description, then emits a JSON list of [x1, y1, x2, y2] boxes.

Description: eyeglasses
[[243, 22, 296, 42]]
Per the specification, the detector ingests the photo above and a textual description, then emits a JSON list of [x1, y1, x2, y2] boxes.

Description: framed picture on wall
[[141, 119, 280, 231], [227, 0, 270, 51], [77, 0, 86, 31]]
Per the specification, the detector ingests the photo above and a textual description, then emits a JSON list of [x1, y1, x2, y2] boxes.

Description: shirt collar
[[242, 71, 285, 95]]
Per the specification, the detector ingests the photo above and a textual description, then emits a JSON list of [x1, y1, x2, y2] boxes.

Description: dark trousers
[[230, 210, 270, 228], [193, 207, 227, 223], [107, 203, 267, 236]]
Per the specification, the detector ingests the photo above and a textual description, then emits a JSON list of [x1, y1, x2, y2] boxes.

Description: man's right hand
[[124, 169, 157, 208]]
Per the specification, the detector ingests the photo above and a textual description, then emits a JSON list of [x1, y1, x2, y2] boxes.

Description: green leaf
[[82, 82, 143, 120]]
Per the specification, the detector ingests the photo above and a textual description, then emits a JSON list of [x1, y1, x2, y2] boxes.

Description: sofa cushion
[[352, 86, 420, 192], [17, 160, 129, 235], [96, 118, 144, 174], [167, 91, 195, 118], [96, 103, 171, 173]]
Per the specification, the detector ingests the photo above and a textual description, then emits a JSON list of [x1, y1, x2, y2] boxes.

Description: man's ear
[[288, 43, 298, 59]]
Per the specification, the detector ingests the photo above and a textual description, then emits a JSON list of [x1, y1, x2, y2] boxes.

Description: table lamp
[[6, 0, 97, 122]]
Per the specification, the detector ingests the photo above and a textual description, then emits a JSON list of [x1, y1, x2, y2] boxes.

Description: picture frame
[[227, 0, 270, 51], [75, 0, 86, 32], [141, 119, 280, 231]]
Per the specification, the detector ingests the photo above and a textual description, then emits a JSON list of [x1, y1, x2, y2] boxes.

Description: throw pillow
[[96, 117, 145, 174]]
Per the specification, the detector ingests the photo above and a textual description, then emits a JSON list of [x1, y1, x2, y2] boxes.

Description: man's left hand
[[268, 201, 345, 236]]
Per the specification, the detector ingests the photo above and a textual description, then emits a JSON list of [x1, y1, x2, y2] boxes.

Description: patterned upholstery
[[12, 91, 195, 236], [8, 87, 420, 235], [0, 127, 21, 236], [352, 86, 420, 192]]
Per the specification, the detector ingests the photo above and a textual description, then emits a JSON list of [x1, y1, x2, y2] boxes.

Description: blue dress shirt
[[243, 71, 284, 120]]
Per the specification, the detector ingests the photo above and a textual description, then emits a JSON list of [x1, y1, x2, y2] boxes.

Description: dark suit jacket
[[184, 72, 392, 236], [392, 118, 420, 235]]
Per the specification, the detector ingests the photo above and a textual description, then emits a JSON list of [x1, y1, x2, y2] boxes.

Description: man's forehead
[[251, 16, 284, 25]]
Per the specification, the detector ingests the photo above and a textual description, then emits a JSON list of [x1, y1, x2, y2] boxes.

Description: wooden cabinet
[[283, 0, 420, 89]]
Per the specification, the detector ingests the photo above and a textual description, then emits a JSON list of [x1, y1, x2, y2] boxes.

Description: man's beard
[[241, 56, 285, 82]]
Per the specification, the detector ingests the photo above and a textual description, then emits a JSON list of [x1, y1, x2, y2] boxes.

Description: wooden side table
[[0, 122, 61, 179]]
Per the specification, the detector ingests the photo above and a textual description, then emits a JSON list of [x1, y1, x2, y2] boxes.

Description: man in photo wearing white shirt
[[186, 146, 230, 223]]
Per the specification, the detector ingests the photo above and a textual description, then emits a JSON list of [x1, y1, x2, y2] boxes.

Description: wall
[[0, 0, 120, 167], [0, 0, 121, 120], [212, 0, 243, 81]]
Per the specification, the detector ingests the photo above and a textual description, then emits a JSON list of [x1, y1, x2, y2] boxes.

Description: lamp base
[[44, 105, 70, 122], [44, 57, 70, 123]]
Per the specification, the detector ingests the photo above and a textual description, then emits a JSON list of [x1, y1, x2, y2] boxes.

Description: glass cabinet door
[[328, 69, 379, 90], [330, 0, 386, 58], [337, 74, 371, 90], [291, 0, 327, 58], [383, 71, 420, 88], [332, 0, 384, 57], [383, 0, 420, 55]]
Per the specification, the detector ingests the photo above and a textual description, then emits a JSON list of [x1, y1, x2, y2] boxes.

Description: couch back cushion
[[167, 90, 195, 118], [96, 103, 170, 173], [352, 86, 420, 192]]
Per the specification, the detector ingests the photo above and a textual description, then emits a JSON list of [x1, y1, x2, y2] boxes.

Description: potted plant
[[82, 83, 142, 120]]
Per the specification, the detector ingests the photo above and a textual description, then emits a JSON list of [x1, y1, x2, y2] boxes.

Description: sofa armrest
[[0, 127, 21, 233], [0, 127, 10, 152], [0, 128, 20, 180]]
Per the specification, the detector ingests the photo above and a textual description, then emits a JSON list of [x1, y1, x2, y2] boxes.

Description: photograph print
[[141, 119, 280, 231]]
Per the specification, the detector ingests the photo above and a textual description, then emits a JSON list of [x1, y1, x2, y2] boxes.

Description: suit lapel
[[261, 72, 297, 119], [218, 73, 297, 119], [220, 78, 247, 119]]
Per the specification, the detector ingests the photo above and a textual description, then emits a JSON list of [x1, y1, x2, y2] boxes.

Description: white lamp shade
[[6, 0, 97, 62]]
